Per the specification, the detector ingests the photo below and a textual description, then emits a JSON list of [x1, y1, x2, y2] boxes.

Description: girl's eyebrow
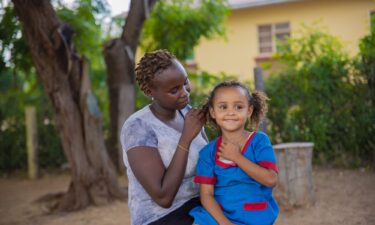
[[216, 100, 246, 104]]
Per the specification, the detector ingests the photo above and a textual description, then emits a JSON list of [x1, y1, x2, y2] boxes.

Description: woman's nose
[[181, 86, 189, 97]]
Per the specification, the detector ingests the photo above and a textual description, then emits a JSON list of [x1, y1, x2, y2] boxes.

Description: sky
[[106, 0, 130, 16], [2, 0, 130, 15], [59, 0, 130, 16]]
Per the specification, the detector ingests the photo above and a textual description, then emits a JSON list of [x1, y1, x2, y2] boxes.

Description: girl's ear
[[247, 105, 254, 118], [209, 107, 216, 119]]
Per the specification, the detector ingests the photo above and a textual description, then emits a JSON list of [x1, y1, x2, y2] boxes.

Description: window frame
[[257, 22, 290, 56]]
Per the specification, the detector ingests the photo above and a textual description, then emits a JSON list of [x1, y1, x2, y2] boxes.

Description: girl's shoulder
[[252, 131, 271, 143], [199, 137, 219, 155], [199, 138, 219, 160], [247, 131, 273, 151]]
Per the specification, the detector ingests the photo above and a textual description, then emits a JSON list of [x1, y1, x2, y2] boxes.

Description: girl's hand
[[220, 222, 236, 225], [218, 141, 242, 163], [181, 108, 204, 141]]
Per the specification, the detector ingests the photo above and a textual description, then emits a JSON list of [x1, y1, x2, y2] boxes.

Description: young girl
[[190, 80, 279, 225]]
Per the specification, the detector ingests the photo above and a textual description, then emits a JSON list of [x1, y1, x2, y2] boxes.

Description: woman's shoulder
[[123, 106, 151, 125], [120, 106, 159, 150], [121, 106, 155, 133]]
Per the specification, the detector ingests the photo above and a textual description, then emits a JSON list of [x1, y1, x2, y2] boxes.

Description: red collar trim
[[215, 131, 257, 168]]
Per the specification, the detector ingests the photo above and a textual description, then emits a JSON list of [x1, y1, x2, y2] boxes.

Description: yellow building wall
[[194, 0, 375, 80]]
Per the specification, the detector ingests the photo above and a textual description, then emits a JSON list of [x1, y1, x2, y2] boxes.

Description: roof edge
[[229, 0, 303, 10]]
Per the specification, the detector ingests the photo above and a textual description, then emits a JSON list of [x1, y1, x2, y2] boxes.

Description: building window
[[370, 11, 375, 28], [257, 22, 290, 55]]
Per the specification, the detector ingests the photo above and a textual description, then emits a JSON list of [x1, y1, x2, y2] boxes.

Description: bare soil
[[0, 167, 374, 225]]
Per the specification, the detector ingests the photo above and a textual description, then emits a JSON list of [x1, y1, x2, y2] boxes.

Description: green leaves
[[141, 0, 229, 60], [56, 0, 110, 69], [0, 0, 111, 173], [266, 25, 375, 167]]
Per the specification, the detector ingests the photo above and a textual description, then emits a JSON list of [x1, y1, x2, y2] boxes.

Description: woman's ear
[[144, 83, 154, 97], [144, 87, 152, 97]]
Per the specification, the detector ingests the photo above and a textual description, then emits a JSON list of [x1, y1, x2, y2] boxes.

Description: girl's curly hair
[[135, 49, 176, 94], [201, 80, 269, 130]]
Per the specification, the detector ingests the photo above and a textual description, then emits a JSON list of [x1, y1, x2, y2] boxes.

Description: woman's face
[[149, 59, 191, 111]]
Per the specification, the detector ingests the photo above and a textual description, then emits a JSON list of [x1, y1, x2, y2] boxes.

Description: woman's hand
[[181, 108, 204, 142], [218, 141, 242, 163]]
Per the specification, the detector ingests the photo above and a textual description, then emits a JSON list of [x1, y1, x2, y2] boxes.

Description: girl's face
[[209, 86, 253, 133], [149, 59, 191, 111]]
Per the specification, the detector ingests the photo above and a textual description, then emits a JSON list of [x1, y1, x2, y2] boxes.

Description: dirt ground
[[0, 167, 374, 225]]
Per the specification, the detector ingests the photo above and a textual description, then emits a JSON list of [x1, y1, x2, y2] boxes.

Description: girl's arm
[[200, 184, 235, 225], [127, 109, 204, 208], [218, 142, 278, 187], [233, 154, 278, 187]]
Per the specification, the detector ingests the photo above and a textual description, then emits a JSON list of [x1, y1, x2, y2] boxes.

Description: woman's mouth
[[179, 97, 189, 105]]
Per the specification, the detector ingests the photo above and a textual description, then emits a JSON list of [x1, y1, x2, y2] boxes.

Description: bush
[[265, 26, 375, 167], [0, 70, 65, 174]]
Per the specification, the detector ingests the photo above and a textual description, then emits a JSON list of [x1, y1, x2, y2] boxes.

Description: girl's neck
[[221, 129, 250, 146], [150, 103, 176, 121]]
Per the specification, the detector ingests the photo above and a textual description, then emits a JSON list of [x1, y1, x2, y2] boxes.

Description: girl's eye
[[235, 105, 244, 111], [218, 105, 227, 110], [170, 88, 178, 94]]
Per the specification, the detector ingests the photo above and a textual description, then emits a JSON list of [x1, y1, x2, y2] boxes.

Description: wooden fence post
[[253, 67, 267, 132], [273, 142, 315, 208], [25, 106, 39, 179], [254, 67, 264, 91]]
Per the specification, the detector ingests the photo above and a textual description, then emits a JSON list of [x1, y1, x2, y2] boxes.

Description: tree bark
[[104, 0, 157, 170], [12, 0, 126, 211]]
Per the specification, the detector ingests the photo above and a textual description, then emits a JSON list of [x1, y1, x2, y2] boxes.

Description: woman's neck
[[150, 103, 176, 121]]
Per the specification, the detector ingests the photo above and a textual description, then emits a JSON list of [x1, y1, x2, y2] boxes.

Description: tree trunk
[[12, 0, 126, 211], [104, 0, 157, 170]]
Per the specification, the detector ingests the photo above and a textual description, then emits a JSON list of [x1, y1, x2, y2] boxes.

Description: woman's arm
[[218, 142, 278, 187], [127, 109, 204, 208], [200, 184, 234, 225]]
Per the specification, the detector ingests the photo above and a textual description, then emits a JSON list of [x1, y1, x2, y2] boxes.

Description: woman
[[120, 49, 208, 225]]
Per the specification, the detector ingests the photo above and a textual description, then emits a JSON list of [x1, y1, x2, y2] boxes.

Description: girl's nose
[[227, 108, 235, 115]]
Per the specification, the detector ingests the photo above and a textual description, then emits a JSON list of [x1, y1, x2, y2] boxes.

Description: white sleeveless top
[[120, 105, 207, 225]]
